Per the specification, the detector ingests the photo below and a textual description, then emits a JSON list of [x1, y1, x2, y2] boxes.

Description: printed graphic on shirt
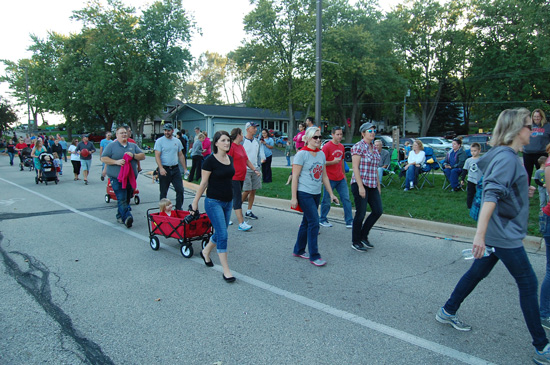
[[532, 127, 545, 137], [309, 162, 324, 181], [330, 149, 344, 160], [469, 162, 479, 174]]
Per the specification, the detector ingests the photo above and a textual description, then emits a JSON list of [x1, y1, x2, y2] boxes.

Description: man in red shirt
[[15, 138, 29, 171], [319, 126, 353, 228]]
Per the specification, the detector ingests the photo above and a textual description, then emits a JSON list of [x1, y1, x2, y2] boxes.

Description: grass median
[[257, 167, 542, 237]]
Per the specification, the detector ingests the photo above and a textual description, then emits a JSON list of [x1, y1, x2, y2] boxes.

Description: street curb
[[182, 181, 545, 254]]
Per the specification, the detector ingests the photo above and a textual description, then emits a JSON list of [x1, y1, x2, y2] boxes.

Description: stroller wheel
[[105, 194, 110, 203], [55, 179, 59, 184], [150, 236, 160, 251], [180, 244, 193, 258], [134, 195, 140, 205], [201, 238, 209, 249], [45, 181, 48, 185], [35, 177, 38, 184]]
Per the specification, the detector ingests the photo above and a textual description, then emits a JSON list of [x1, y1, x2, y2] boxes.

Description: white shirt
[[407, 150, 426, 165]]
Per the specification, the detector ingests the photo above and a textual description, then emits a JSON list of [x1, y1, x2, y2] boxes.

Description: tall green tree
[[235, 0, 316, 139], [0, 98, 18, 135]]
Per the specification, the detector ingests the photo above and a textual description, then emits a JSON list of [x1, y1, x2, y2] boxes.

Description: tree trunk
[[420, 81, 444, 136]]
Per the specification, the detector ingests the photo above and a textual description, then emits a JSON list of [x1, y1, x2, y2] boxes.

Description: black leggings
[[71, 160, 81, 175], [188, 155, 203, 182], [523, 152, 548, 185]]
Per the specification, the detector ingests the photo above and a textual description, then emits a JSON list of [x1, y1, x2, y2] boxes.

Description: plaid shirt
[[350, 139, 380, 188]]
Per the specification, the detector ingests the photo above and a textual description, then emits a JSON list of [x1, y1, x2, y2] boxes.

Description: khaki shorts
[[243, 170, 262, 191]]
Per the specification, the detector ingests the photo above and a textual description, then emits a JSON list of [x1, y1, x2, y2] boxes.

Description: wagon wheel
[[105, 194, 110, 203], [181, 244, 193, 258], [150, 236, 160, 251], [134, 195, 140, 205], [201, 238, 209, 249]]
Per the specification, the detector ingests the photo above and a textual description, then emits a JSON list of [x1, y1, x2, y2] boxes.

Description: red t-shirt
[[15, 143, 28, 154], [322, 141, 345, 181], [228, 143, 248, 181]]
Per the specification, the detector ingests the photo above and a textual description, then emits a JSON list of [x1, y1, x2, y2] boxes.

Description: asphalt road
[[0, 154, 548, 364]]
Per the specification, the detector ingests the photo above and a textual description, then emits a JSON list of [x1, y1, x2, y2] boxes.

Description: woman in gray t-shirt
[[290, 127, 338, 267]]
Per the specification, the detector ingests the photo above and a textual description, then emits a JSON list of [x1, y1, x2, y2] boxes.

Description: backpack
[[469, 175, 483, 221]]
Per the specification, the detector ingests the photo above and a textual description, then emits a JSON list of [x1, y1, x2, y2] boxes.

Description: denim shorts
[[540, 211, 550, 235]]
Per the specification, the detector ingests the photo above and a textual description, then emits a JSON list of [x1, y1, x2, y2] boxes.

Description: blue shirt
[[154, 136, 183, 166], [261, 137, 274, 158], [100, 138, 113, 150]]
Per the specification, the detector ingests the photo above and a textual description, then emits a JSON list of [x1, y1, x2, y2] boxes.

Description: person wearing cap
[[241, 122, 265, 220], [442, 138, 467, 191], [154, 123, 187, 210], [101, 126, 145, 228], [350, 122, 383, 252], [76, 134, 97, 185]]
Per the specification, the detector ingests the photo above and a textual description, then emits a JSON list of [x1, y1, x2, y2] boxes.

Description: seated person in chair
[[403, 140, 426, 191], [375, 140, 390, 183], [443, 138, 467, 191]]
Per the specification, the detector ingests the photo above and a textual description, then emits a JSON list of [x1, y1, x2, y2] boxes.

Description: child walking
[[535, 155, 549, 209], [460, 142, 482, 209]]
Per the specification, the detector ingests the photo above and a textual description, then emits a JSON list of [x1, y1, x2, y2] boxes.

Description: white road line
[[0, 177, 495, 365]]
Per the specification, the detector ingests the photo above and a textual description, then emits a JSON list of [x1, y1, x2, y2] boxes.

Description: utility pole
[[402, 89, 410, 138], [21, 66, 32, 132], [315, 0, 322, 126]]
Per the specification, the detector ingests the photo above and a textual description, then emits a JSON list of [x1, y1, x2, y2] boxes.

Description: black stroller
[[36, 153, 59, 185], [21, 147, 34, 171]]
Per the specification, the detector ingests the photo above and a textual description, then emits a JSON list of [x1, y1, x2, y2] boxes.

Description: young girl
[[159, 198, 179, 217], [52, 152, 61, 178]]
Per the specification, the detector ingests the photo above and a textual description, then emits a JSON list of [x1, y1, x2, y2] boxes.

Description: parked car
[[461, 133, 492, 152], [275, 135, 288, 147], [417, 136, 470, 158], [375, 135, 393, 149], [87, 132, 104, 143]]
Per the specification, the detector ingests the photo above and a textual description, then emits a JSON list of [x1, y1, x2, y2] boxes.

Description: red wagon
[[147, 208, 213, 258], [105, 178, 140, 205]]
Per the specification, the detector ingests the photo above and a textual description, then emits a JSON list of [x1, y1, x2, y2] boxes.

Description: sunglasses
[[524, 124, 533, 130], [311, 136, 321, 140], [365, 129, 376, 133]]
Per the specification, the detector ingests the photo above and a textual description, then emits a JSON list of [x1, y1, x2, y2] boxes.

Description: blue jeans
[[8, 152, 14, 165], [320, 179, 353, 225], [293, 191, 321, 261], [204, 197, 232, 253], [351, 183, 383, 244], [110, 178, 133, 222], [404, 165, 420, 188], [540, 213, 550, 318], [444, 168, 462, 189], [443, 246, 548, 351], [159, 166, 184, 210], [286, 155, 291, 166]]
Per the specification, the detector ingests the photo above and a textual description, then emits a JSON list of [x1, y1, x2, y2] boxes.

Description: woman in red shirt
[[202, 131, 211, 157], [228, 128, 261, 231]]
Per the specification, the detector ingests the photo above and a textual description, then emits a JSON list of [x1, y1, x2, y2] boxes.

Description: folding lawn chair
[[381, 148, 401, 187], [417, 147, 440, 188]]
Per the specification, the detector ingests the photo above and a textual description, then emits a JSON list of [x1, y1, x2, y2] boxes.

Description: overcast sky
[[0, 0, 401, 124]]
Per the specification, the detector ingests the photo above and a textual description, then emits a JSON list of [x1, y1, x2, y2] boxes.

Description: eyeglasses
[[524, 124, 533, 130], [311, 136, 321, 140]]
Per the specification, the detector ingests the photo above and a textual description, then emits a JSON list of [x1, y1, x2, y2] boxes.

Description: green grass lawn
[[258, 167, 542, 237]]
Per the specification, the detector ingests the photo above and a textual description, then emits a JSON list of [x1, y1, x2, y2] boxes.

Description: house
[[144, 102, 302, 140]]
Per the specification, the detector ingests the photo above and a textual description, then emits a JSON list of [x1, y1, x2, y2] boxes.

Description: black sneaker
[[352, 242, 368, 252], [125, 216, 133, 228], [245, 211, 258, 220], [361, 240, 374, 249]]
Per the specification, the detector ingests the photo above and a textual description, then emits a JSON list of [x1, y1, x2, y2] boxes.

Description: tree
[[235, 0, 316, 139], [0, 98, 18, 135], [391, 0, 467, 136]]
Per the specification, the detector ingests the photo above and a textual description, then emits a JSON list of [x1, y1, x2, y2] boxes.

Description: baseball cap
[[245, 122, 259, 129], [81, 133, 89, 138], [163, 123, 174, 130], [359, 122, 376, 133]]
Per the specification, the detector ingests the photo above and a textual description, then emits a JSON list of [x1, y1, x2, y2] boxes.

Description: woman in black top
[[191, 131, 236, 283]]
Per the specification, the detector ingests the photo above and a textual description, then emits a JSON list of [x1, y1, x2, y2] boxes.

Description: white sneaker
[[410, 181, 414, 189], [238, 222, 252, 231], [346, 224, 353, 229], [228, 220, 233, 225], [319, 221, 333, 227]]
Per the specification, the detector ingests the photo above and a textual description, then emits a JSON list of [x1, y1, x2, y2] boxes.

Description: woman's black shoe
[[223, 274, 236, 283], [200, 251, 213, 267]]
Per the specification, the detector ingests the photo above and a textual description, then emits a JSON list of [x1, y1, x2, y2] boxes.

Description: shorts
[[81, 159, 92, 171], [243, 170, 261, 191], [232, 180, 244, 210]]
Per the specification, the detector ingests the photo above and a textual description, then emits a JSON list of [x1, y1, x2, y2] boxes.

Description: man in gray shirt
[[375, 140, 390, 183], [154, 123, 187, 210], [101, 126, 145, 228]]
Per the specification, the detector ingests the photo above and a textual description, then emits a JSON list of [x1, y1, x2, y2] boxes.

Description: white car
[[416, 137, 470, 158]]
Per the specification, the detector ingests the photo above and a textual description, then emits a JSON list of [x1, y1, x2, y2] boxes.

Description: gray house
[[163, 103, 302, 139]]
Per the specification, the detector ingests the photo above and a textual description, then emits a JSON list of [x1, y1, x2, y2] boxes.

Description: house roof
[[181, 103, 299, 121]]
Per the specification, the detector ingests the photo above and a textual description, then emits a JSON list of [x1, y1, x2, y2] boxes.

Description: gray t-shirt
[[463, 156, 481, 184], [102, 140, 142, 178], [294, 149, 326, 195], [378, 149, 390, 167], [154, 136, 182, 166]]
